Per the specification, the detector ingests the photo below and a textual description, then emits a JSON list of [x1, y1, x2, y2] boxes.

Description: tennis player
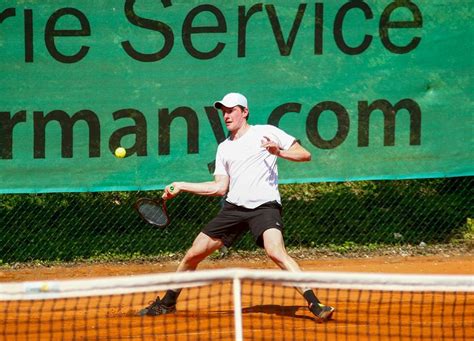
[[139, 93, 335, 322]]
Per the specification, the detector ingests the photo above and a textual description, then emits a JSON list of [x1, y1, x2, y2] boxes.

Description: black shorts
[[202, 200, 283, 248]]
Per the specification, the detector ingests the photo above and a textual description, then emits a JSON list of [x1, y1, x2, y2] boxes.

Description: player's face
[[221, 106, 248, 132]]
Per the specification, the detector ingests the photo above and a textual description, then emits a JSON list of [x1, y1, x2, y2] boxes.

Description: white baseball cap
[[213, 93, 248, 109]]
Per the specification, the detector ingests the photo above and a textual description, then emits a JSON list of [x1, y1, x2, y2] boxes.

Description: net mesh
[[1, 269, 473, 341], [1, 177, 472, 264]]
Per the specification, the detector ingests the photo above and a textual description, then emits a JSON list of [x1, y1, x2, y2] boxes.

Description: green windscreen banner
[[1, 1, 472, 193]]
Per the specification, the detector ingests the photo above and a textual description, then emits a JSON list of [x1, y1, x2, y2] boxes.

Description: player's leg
[[262, 228, 335, 322], [261, 227, 301, 273], [139, 233, 223, 316], [177, 232, 224, 272], [160, 233, 223, 306]]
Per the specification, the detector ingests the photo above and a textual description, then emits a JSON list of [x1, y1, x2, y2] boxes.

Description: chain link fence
[[0, 177, 472, 265]]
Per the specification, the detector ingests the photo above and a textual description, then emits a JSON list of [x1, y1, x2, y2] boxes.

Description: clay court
[[1, 254, 473, 340], [1, 0, 472, 340]]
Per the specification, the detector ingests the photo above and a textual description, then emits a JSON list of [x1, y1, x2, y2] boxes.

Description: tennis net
[[1, 268, 473, 340]]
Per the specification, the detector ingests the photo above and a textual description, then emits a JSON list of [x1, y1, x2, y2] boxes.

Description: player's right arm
[[163, 175, 229, 199]]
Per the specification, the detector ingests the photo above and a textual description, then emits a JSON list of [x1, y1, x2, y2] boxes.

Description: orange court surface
[[1, 254, 473, 340]]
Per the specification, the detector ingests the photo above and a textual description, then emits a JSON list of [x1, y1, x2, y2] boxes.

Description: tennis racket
[[134, 186, 174, 227]]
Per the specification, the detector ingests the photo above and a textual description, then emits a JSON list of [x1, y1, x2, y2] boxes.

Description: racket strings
[[138, 202, 168, 226]]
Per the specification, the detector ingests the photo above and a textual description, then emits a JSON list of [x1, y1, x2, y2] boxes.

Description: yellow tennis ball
[[114, 147, 126, 158]]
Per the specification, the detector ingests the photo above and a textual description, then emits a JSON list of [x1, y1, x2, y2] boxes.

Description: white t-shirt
[[214, 125, 295, 209]]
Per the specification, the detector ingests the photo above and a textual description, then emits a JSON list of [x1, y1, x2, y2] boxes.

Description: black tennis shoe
[[309, 303, 335, 322], [138, 297, 176, 316]]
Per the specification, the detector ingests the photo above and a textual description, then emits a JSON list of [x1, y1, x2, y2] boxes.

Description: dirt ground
[[1, 253, 473, 282], [1, 252, 473, 340]]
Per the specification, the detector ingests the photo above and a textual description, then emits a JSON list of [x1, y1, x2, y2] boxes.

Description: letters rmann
[[1, 98, 422, 168]]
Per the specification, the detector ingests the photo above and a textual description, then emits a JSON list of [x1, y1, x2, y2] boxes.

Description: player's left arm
[[262, 137, 311, 162], [277, 140, 311, 162]]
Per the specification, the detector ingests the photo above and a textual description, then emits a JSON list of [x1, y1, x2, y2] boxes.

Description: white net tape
[[1, 268, 473, 301]]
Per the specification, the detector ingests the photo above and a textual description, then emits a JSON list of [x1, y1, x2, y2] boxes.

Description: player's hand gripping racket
[[134, 186, 174, 227]]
